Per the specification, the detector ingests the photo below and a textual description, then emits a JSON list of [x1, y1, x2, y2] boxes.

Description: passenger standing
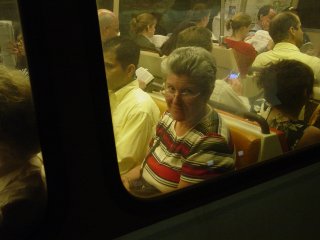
[[103, 37, 160, 175], [130, 13, 159, 53], [97, 9, 119, 43], [122, 47, 235, 196], [252, 12, 320, 84], [224, 12, 257, 77]]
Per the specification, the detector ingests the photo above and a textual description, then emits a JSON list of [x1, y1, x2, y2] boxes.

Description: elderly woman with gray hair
[[122, 47, 235, 196]]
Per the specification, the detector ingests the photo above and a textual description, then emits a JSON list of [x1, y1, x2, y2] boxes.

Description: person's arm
[[311, 57, 320, 85], [178, 137, 235, 190], [116, 111, 157, 174], [295, 126, 320, 149], [121, 165, 141, 190]]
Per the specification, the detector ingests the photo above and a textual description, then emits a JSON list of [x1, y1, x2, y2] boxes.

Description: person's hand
[[226, 77, 243, 96], [6, 41, 19, 55], [121, 176, 130, 191], [6, 38, 25, 57]]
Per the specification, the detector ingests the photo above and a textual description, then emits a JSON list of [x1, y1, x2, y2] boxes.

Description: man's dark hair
[[103, 36, 140, 69], [257, 5, 273, 20], [269, 12, 300, 44]]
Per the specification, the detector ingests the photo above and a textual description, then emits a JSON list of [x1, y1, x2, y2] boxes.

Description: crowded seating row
[[98, 4, 320, 198]]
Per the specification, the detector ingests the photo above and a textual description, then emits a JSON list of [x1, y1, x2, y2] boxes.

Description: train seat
[[145, 95, 285, 169], [211, 44, 239, 79], [228, 123, 261, 169], [215, 109, 285, 169], [148, 92, 167, 115], [138, 50, 165, 79], [313, 86, 320, 101]]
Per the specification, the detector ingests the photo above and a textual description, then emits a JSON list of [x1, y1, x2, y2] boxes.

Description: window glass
[[0, 0, 47, 237], [96, 0, 320, 198]]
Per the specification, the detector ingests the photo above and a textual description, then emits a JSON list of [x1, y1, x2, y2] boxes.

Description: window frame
[[17, 0, 320, 239]]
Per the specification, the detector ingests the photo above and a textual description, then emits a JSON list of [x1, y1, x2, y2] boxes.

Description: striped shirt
[[142, 107, 235, 193]]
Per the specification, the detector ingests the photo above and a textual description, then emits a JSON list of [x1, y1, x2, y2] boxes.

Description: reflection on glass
[[96, 0, 320, 198], [0, 0, 47, 237]]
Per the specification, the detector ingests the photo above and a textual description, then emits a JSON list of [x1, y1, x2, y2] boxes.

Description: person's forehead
[[104, 49, 117, 62], [166, 74, 196, 86], [268, 9, 276, 17]]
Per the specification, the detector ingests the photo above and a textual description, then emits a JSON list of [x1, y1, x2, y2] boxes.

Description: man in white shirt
[[252, 12, 320, 84], [103, 36, 160, 174], [248, 5, 276, 35], [245, 5, 276, 53], [98, 9, 119, 43]]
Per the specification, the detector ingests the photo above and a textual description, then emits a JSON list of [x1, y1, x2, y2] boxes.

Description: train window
[[96, 0, 320, 198], [0, 0, 47, 237]]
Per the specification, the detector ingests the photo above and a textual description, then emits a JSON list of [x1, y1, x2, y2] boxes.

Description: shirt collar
[[273, 42, 300, 51], [109, 80, 139, 111]]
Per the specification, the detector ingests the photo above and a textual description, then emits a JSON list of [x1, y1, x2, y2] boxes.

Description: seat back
[[241, 68, 263, 98], [138, 51, 165, 79], [149, 92, 167, 115], [211, 44, 239, 79], [146, 96, 285, 169], [232, 49, 255, 77], [216, 109, 284, 169]]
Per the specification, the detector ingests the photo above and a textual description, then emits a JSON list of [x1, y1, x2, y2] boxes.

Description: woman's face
[[239, 25, 251, 39], [147, 23, 156, 37], [164, 73, 208, 123]]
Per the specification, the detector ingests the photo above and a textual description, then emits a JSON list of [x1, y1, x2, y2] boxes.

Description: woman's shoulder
[[296, 125, 320, 149], [195, 109, 230, 138], [225, 38, 256, 56], [134, 35, 158, 51]]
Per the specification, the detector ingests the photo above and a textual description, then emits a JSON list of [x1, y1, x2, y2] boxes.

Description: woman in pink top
[[224, 12, 257, 77]]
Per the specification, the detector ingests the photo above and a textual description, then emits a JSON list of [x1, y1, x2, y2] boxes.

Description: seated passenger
[[175, 26, 213, 52], [175, 26, 250, 112], [122, 47, 235, 196], [103, 36, 160, 175], [245, 5, 276, 54], [185, 2, 211, 28], [97, 9, 120, 43], [248, 5, 276, 35], [282, 7, 315, 56], [130, 13, 160, 53], [160, 21, 196, 56], [256, 60, 320, 151], [0, 66, 46, 237], [252, 12, 320, 84], [224, 12, 257, 77]]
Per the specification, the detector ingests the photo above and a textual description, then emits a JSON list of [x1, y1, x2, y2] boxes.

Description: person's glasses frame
[[161, 84, 202, 100]]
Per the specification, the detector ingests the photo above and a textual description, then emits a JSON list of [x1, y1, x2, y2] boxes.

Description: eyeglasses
[[161, 85, 201, 100]]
